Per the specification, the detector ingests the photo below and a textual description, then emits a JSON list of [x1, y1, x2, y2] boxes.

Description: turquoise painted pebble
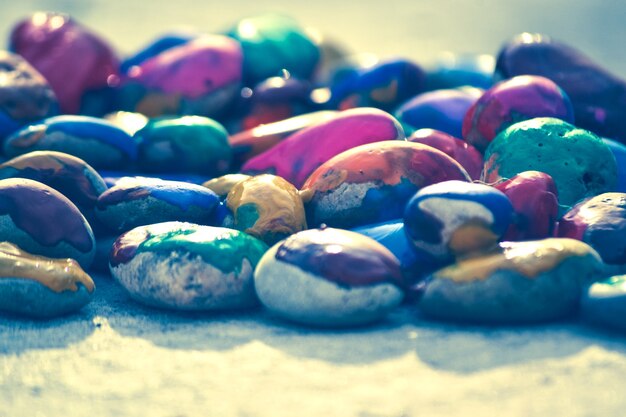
[[482, 117, 617, 211], [0, 242, 95, 318], [135, 115, 232, 175], [0, 178, 95, 268], [4, 115, 138, 170], [404, 180, 513, 261], [254, 227, 405, 326], [95, 177, 221, 233], [418, 238, 603, 323], [582, 275, 626, 332], [109, 222, 268, 311]]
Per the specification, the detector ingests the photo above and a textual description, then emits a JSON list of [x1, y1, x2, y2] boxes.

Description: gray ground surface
[[2, 275, 626, 417]]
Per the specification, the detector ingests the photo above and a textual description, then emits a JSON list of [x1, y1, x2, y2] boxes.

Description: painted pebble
[[0, 151, 108, 231], [462, 75, 574, 151], [203, 174, 252, 199], [404, 180, 513, 261], [236, 75, 314, 131], [493, 171, 559, 241], [226, 174, 307, 245], [10, 12, 119, 114], [407, 128, 483, 180], [582, 275, 626, 332], [4, 115, 138, 170], [602, 138, 626, 193], [496, 33, 626, 143], [242, 107, 404, 188], [352, 219, 442, 286], [227, 13, 320, 84], [254, 227, 405, 326], [426, 52, 494, 90], [119, 35, 243, 118], [0, 178, 95, 268], [329, 58, 425, 111], [482, 117, 617, 210], [419, 238, 603, 323], [110, 222, 267, 311], [229, 111, 337, 166], [301, 141, 471, 229], [0, 242, 95, 318], [120, 32, 197, 74], [135, 116, 232, 175], [395, 87, 482, 138], [558, 193, 626, 264], [95, 177, 221, 233], [104, 111, 149, 135], [0, 51, 57, 139]]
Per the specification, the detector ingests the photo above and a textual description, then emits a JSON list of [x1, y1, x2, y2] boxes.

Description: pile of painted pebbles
[[1, 12, 625, 331]]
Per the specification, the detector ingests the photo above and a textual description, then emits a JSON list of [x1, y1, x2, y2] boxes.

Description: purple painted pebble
[[0, 178, 95, 268], [254, 227, 405, 326]]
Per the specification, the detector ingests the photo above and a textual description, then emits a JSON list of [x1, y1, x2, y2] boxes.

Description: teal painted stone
[[228, 14, 320, 84], [482, 117, 617, 211], [135, 116, 232, 175], [582, 275, 626, 332], [418, 238, 603, 323], [109, 222, 268, 311], [0, 242, 95, 318]]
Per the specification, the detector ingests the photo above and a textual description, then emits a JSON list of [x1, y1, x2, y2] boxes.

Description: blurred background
[[2, 0, 625, 76]]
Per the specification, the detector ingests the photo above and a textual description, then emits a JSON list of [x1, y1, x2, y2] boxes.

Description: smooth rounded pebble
[[418, 238, 603, 323], [0, 242, 94, 318], [110, 222, 268, 311], [254, 227, 405, 327], [0, 178, 95, 268]]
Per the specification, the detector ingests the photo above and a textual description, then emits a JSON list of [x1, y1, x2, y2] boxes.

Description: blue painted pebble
[[404, 180, 513, 261], [254, 227, 405, 326], [95, 177, 221, 233], [4, 115, 138, 170], [109, 222, 268, 311]]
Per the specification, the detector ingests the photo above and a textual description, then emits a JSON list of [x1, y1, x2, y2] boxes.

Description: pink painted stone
[[462, 75, 574, 151], [241, 108, 404, 188], [408, 128, 483, 180], [125, 35, 242, 98], [10, 12, 120, 114], [493, 171, 559, 241]]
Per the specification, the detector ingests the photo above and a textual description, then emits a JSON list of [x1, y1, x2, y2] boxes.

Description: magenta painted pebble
[[254, 227, 405, 326], [408, 129, 483, 180], [10, 12, 120, 114], [0, 178, 95, 268], [462, 75, 574, 151], [493, 171, 559, 241], [301, 141, 471, 229], [242, 107, 404, 188], [119, 35, 243, 118]]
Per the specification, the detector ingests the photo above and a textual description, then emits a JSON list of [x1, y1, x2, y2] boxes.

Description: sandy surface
[[2, 274, 626, 417]]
